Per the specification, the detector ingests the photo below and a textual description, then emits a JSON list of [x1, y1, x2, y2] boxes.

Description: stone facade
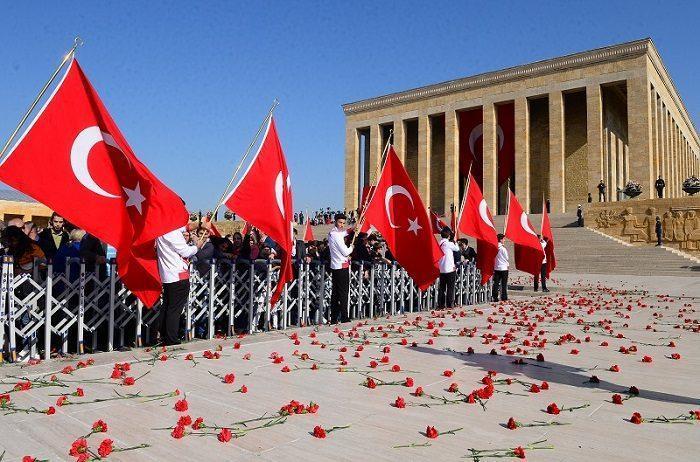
[[584, 197, 700, 255], [343, 38, 699, 216], [0, 194, 52, 227]]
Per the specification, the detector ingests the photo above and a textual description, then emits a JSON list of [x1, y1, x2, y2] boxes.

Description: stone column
[[514, 97, 530, 211], [393, 117, 405, 164], [344, 126, 359, 211], [627, 76, 654, 199], [368, 124, 382, 185], [444, 109, 459, 214], [482, 103, 498, 210], [418, 115, 431, 206], [586, 84, 604, 202], [549, 91, 565, 212]]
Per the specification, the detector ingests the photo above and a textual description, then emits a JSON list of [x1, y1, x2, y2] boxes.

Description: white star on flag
[[407, 217, 421, 235], [123, 182, 145, 214]]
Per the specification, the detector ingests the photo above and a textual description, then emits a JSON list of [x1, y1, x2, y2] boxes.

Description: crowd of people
[[293, 208, 357, 226]]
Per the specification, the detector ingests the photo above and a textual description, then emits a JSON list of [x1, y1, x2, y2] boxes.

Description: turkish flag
[[241, 221, 251, 236], [458, 108, 483, 187], [497, 103, 515, 187], [303, 217, 314, 242], [430, 210, 448, 234], [505, 190, 544, 276], [224, 116, 293, 305], [363, 147, 441, 290], [0, 59, 188, 307], [457, 174, 498, 284], [541, 198, 556, 278]]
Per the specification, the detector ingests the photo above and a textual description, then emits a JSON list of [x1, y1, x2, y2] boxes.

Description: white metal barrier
[[0, 255, 489, 362]]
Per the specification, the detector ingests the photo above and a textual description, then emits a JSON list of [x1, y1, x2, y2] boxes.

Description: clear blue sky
[[1, 1, 698, 213]]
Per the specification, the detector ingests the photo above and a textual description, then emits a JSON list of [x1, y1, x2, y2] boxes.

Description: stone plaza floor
[[1, 272, 698, 461]]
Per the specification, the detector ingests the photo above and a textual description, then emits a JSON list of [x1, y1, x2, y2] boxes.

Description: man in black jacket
[[655, 176, 665, 198], [80, 233, 107, 280], [38, 212, 69, 259]]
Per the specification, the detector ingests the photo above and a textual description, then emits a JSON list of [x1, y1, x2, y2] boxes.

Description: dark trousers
[[656, 188, 664, 198], [159, 279, 189, 345], [330, 268, 350, 324], [656, 232, 662, 246], [598, 191, 606, 202], [533, 263, 548, 291], [438, 271, 456, 308], [491, 270, 508, 301]]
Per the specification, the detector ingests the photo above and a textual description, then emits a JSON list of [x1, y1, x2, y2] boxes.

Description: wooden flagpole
[[212, 99, 279, 218], [350, 129, 393, 247], [0, 37, 84, 163], [454, 163, 472, 241]]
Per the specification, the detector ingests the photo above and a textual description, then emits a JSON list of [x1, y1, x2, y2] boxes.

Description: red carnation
[[541, 381, 549, 390], [240, 385, 248, 393], [365, 378, 377, 389], [174, 399, 189, 412], [530, 384, 541, 393], [536, 353, 545, 362], [414, 387, 424, 396], [281, 366, 291, 372], [630, 412, 643, 424], [178, 415, 192, 426], [443, 370, 453, 377], [92, 419, 108, 433], [192, 417, 205, 429], [97, 439, 113, 458], [506, 417, 518, 430], [670, 353, 681, 360], [425, 426, 439, 439], [609, 365, 620, 372], [313, 425, 327, 438], [448, 383, 459, 393], [171, 424, 186, 439], [394, 396, 406, 408], [513, 446, 526, 459], [69, 438, 88, 457], [404, 377, 414, 387], [218, 428, 232, 443], [56, 396, 67, 407], [629, 386, 639, 395], [122, 376, 135, 386], [546, 402, 560, 415], [642, 355, 653, 363], [224, 373, 235, 384], [612, 394, 623, 405], [45, 406, 56, 415]]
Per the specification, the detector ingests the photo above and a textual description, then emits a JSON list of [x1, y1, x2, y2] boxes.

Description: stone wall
[[529, 98, 549, 212], [564, 91, 588, 208], [584, 197, 700, 254]]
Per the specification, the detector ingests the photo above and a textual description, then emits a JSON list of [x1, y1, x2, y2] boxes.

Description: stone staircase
[[491, 213, 699, 276]]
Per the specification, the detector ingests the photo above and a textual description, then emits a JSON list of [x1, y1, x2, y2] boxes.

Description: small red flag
[[303, 217, 314, 242], [224, 117, 293, 305], [504, 190, 544, 276], [430, 210, 448, 234], [457, 174, 498, 284], [541, 198, 556, 278], [204, 215, 222, 237], [362, 147, 441, 290], [0, 59, 188, 307]]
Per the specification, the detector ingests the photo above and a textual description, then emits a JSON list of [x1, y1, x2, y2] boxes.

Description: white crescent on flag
[[70, 126, 125, 199], [520, 212, 538, 236], [384, 185, 414, 229], [479, 199, 495, 230]]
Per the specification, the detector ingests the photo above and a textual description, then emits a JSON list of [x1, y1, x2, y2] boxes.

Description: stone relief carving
[[591, 202, 700, 253]]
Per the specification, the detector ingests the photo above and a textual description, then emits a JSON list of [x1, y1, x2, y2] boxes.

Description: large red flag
[[541, 198, 556, 278], [224, 116, 293, 305], [457, 174, 498, 284], [0, 59, 188, 307], [497, 103, 515, 187], [430, 210, 448, 234], [458, 108, 483, 187], [504, 190, 544, 276], [303, 217, 314, 242], [363, 147, 441, 290]]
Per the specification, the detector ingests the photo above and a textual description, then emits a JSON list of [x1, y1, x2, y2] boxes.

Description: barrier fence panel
[[0, 256, 488, 362]]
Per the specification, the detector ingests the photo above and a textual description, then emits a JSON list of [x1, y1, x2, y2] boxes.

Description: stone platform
[[1, 273, 698, 461]]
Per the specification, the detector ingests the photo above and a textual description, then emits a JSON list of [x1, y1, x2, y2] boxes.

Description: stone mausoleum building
[[342, 38, 699, 215]]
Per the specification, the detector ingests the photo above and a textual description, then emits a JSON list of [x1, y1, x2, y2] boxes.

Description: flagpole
[[212, 98, 279, 218], [0, 37, 83, 163], [503, 179, 512, 235], [455, 163, 472, 240], [351, 129, 393, 247]]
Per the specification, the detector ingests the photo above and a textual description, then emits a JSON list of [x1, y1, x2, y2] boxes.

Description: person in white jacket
[[328, 213, 353, 323], [155, 220, 210, 345], [437, 227, 460, 308]]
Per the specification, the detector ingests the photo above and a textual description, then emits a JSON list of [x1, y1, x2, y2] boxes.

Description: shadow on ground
[[412, 347, 700, 406]]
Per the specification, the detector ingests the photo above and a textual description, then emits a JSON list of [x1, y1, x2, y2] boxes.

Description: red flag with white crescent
[[362, 147, 441, 290], [224, 116, 293, 305], [457, 173, 498, 284], [505, 190, 544, 276], [0, 59, 188, 307], [430, 210, 448, 234]]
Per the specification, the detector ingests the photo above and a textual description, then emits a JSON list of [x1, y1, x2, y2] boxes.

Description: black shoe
[[543, 288, 550, 293], [533, 288, 538, 292]]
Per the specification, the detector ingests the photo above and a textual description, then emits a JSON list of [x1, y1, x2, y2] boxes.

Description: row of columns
[[345, 80, 698, 214]]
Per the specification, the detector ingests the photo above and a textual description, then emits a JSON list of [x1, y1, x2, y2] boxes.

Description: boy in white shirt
[[437, 227, 460, 308], [492, 233, 509, 302]]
